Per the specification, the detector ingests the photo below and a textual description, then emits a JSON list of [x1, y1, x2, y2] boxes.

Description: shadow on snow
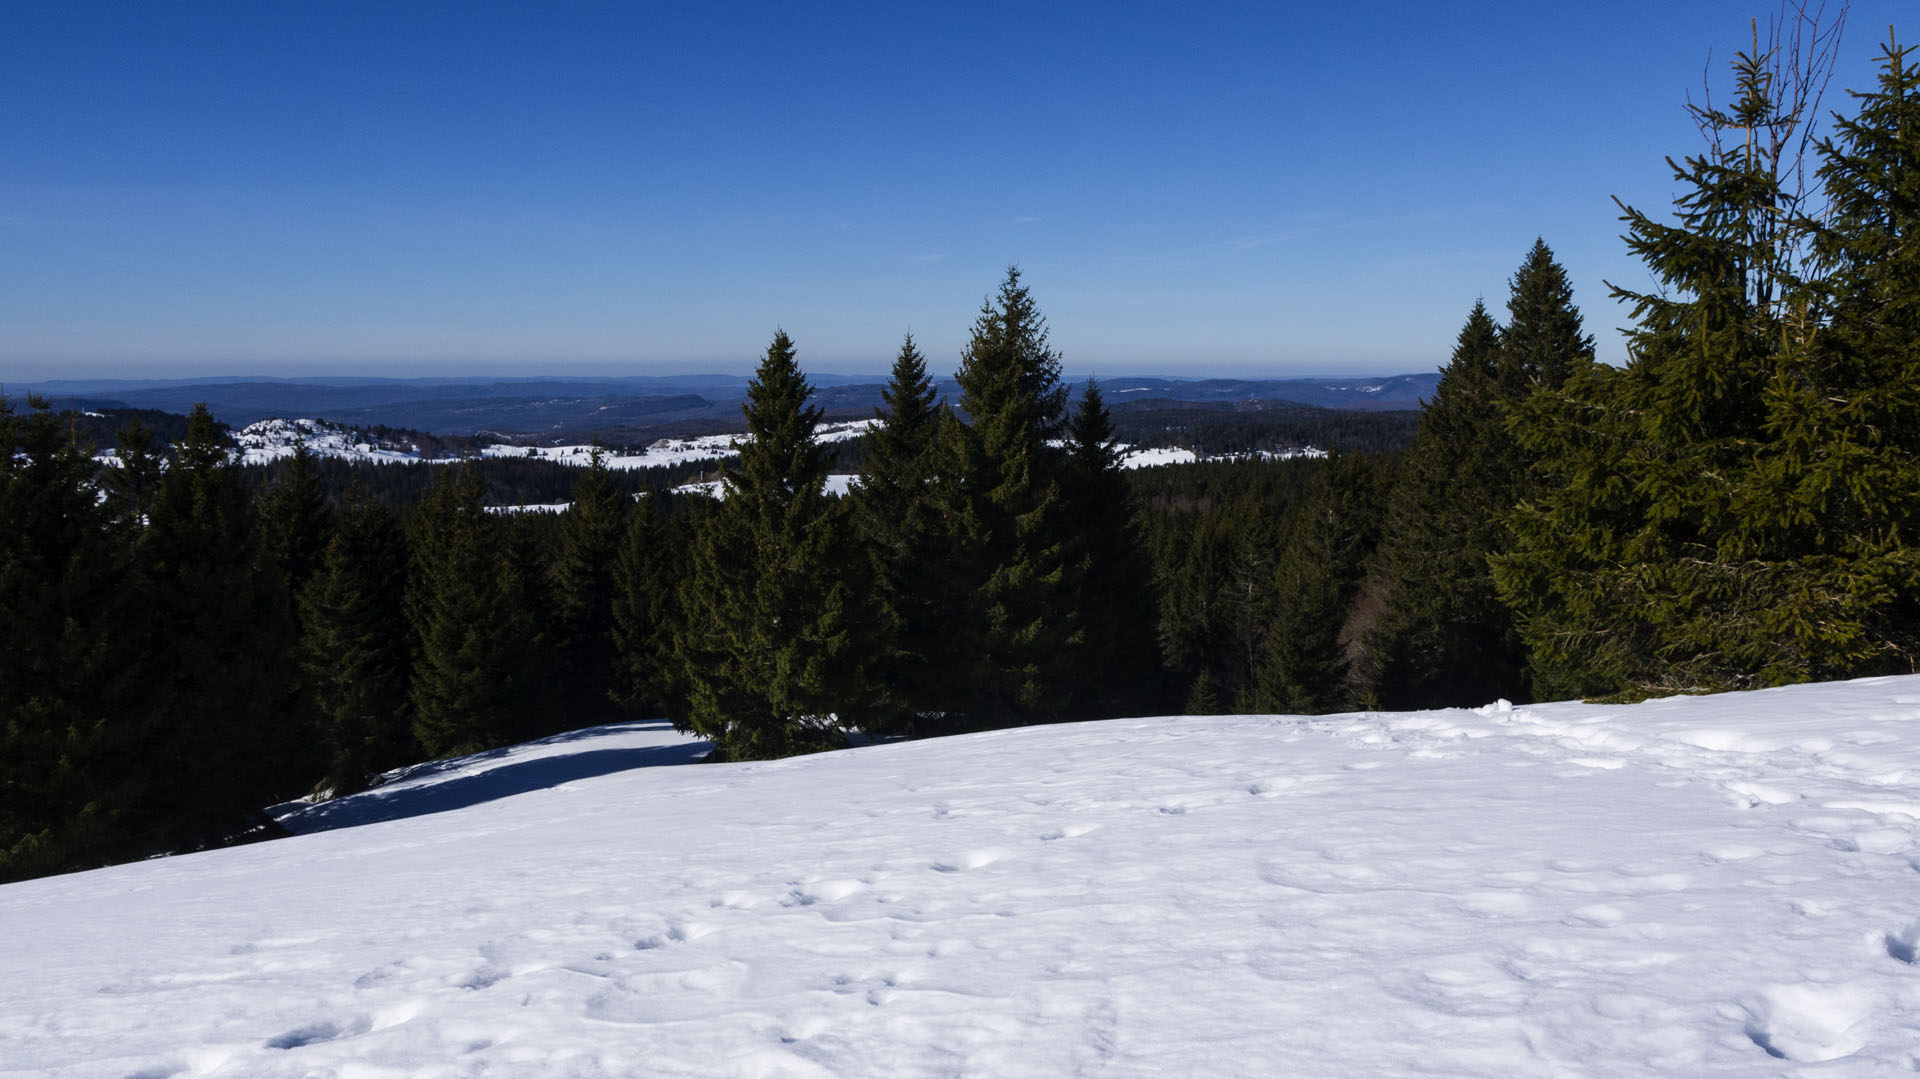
[[277, 720, 710, 836]]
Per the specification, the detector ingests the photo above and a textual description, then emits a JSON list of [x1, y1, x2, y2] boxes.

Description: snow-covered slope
[[6, 680, 1919, 1076]]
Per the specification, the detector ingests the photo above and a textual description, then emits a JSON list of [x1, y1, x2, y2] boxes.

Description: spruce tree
[[949, 267, 1080, 725], [300, 491, 415, 796], [1494, 36, 1825, 697], [0, 397, 132, 880], [1255, 454, 1389, 713], [408, 463, 531, 757], [257, 441, 331, 607], [549, 448, 628, 728], [132, 404, 306, 850], [676, 330, 870, 760], [1061, 378, 1162, 717], [852, 333, 966, 731], [611, 490, 691, 717], [1366, 300, 1529, 708]]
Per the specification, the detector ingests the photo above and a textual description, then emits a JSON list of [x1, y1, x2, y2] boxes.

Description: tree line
[[5, 25, 1918, 883]]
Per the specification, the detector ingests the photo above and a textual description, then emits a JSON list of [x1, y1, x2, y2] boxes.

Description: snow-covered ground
[[8, 679, 1918, 1076], [671, 474, 861, 500], [233, 418, 426, 466]]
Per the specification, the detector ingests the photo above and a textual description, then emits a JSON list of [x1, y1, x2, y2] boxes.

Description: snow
[[478, 421, 879, 473], [672, 474, 861, 500], [233, 418, 424, 466], [5, 677, 1920, 1076], [1118, 446, 1198, 468]]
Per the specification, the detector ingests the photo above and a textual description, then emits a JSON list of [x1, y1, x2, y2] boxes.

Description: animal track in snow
[[1884, 922, 1919, 964], [264, 1013, 370, 1049]]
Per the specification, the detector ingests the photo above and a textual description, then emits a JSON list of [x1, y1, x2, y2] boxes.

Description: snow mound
[[5, 678, 1920, 1076]]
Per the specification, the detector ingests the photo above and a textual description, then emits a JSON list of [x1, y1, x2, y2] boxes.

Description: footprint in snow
[[1884, 922, 1919, 964], [264, 1014, 371, 1049]]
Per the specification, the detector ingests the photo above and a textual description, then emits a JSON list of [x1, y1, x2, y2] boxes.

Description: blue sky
[[2, 1, 1909, 380]]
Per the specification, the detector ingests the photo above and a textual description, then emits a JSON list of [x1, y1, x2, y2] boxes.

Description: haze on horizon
[[3, 1, 1907, 383]]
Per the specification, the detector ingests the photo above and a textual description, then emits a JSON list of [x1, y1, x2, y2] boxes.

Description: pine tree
[[257, 441, 331, 606], [132, 404, 306, 851], [676, 330, 870, 760], [852, 333, 966, 731], [949, 267, 1080, 725], [1494, 34, 1828, 698], [1366, 300, 1527, 707], [0, 397, 132, 880], [611, 491, 693, 717], [1503, 238, 1594, 394], [549, 448, 628, 728], [1255, 454, 1389, 713], [1061, 378, 1162, 717], [300, 491, 414, 796], [408, 463, 531, 757]]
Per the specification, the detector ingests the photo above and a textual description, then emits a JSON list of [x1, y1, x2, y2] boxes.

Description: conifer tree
[[676, 331, 870, 760], [0, 397, 132, 880], [549, 448, 627, 727], [611, 491, 692, 717], [1494, 32, 1835, 697], [408, 463, 531, 757], [1062, 378, 1162, 717], [1367, 300, 1529, 707], [1503, 238, 1594, 394], [1255, 454, 1389, 713], [852, 333, 966, 731], [301, 491, 414, 796], [257, 441, 331, 606], [133, 404, 305, 850], [949, 267, 1079, 725]]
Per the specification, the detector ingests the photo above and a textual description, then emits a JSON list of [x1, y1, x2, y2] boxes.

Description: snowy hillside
[[230, 415, 1302, 477], [6, 679, 1918, 1076]]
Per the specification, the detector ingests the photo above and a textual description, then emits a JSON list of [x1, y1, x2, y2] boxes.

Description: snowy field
[[4, 679, 1919, 1076]]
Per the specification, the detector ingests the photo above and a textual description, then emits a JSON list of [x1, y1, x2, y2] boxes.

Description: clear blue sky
[[3, 1, 1909, 381]]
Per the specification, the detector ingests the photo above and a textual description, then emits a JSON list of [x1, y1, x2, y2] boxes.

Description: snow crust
[[6, 678, 1920, 1076]]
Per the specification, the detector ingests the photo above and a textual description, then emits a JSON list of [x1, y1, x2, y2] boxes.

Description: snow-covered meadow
[[5, 678, 1918, 1076]]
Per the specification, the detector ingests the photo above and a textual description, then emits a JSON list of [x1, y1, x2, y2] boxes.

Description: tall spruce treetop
[[728, 329, 828, 508], [1365, 299, 1533, 708], [1503, 239, 1594, 393], [956, 266, 1067, 449], [948, 267, 1079, 724], [677, 330, 867, 759]]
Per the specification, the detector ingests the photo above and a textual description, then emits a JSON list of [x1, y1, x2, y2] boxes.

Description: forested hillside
[[6, 25, 1920, 884]]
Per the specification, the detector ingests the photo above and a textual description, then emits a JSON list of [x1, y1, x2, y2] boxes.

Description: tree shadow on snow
[[279, 720, 709, 836]]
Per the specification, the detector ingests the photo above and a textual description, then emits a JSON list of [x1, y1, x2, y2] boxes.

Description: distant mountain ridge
[[15, 372, 1440, 439]]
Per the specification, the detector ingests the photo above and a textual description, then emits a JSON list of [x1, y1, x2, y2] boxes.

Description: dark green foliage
[[301, 492, 415, 796], [1105, 402, 1420, 458], [104, 418, 165, 531], [548, 449, 628, 728], [612, 492, 699, 717], [407, 464, 534, 757], [133, 404, 307, 850], [0, 397, 132, 881], [850, 334, 976, 733], [1062, 379, 1164, 717], [1254, 454, 1391, 713], [676, 331, 870, 760], [1496, 32, 1920, 699], [948, 267, 1080, 725], [1364, 247, 1593, 710], [257, 444, 332, 607]]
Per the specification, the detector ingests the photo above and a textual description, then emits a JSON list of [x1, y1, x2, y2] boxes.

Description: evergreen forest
[[7, 27, 1920, 883]]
